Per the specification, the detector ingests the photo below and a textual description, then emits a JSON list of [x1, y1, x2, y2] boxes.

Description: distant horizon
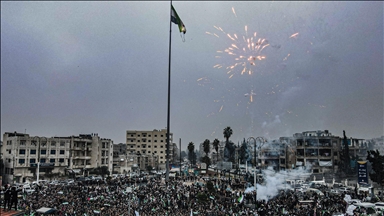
[[1, 128, 383, 151]]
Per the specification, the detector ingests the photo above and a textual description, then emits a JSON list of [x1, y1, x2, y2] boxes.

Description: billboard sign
[[357, 161, 368, 184]]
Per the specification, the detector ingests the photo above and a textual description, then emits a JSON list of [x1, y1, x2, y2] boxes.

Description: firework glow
[[207, 24, 270, 79]]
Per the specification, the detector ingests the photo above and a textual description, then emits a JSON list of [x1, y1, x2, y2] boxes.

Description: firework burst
[[207, 24, 270, 79]]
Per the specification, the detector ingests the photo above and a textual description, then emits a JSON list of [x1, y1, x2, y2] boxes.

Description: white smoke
[[261, 115, 281, 129], [245, 165, 313, 201]]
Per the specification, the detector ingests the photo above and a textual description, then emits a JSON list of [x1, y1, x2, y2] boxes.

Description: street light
[[247, 136, 267, 202], [31, 136, 47, 184]]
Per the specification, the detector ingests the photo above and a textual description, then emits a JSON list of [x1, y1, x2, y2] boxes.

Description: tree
[[212, 139, 220, 163], [180, 151, 187, 159], [366, 150, 384, 188], [99, 166, 110, 178], [146, 165, 153, 172], [203, 139, 210, 157], [188, 142, 195, 165], [223, 127, 233, 162], [239, 138, 249, 164], [201, 156, 211, 169], [223, 127, 233, 146]]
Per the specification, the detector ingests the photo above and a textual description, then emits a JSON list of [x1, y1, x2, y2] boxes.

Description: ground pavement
[[0, 208, 25, 216]]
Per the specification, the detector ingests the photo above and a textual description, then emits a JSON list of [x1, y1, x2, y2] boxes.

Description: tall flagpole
[[166, 0, 173, 181]]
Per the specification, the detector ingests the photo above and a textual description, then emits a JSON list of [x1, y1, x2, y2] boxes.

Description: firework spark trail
[[289, 32, 299, 38], [232, 7, 237, 18]]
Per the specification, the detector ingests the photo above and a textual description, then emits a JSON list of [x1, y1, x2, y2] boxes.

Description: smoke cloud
[[245, 165, 313, 201]]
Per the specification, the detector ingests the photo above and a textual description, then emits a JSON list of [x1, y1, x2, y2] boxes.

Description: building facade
[[1, 132, 113, 184], [126, 129, 173, 170], [69, 133, 113, 176], [292, 130, 341, 174]]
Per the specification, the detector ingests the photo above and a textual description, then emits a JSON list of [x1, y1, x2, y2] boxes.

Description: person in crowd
[[3, 184, 11, 211]]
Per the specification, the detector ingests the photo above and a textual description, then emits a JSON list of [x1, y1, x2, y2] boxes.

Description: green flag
[[171, 5, 186, 34]]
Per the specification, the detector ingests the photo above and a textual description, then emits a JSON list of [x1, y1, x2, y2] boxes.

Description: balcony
[[74, 156, 91, 160]]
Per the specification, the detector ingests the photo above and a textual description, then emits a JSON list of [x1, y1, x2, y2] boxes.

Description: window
[[148, 151, 151, 153], [60, 150, 65, 155], [41, 150, 46, 155], [59, 158, 64, 163], [51, 150, 56, 154], [155, 135, 157, 137], [40, 158, 46, 163], [20, 140, 26, 145], [148, 145, 151, 148], [161, 140, 164, 142], [160, 146, 163, 148], [154, 146, 157, 148], [148, 135, 151, 137], [101, 159, 105, 164], [161, 135, 164, 137], [30, 149, 36, 154], [50, 159, 55, 163], [60, 141, 65, 146], [19, 149, 26, 155], [30, 159, 36, 163], [19, 159, 25, 164], [160, 157, 164, 159], [160, 151, 163, 154], [154, 140, 157, 143], [51, 141, 56, 146]]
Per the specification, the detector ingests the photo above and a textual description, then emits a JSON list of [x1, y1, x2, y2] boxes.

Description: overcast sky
[[1, 1, 383, 149]]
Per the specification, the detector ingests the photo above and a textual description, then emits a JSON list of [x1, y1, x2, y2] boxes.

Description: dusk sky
[[1, 1, 383, 150]]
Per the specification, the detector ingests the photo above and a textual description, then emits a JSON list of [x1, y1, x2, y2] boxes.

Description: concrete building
[[279, 137, 297, 171], [69, 133, 113, 176], [292, 130, 341, 174], [1, 132, 113, 184], [126, 129, 173, 170]]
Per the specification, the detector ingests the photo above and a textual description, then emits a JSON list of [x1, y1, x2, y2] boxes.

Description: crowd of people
[[1, 174, 383, 215]]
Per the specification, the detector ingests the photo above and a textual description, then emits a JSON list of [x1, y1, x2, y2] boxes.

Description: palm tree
[[223, 126, 233, 161], [212, 138, 220, 176], [212, 138, 220, 163], [203, 139, 210, 157], [202, 139, 211, 170], [188, 142, 195, 165], [223, 127, 233, 146]]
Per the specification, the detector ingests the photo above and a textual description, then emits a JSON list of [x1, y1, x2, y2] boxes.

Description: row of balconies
[[296, 153, 334, 158], [72, 165, 93, 169]]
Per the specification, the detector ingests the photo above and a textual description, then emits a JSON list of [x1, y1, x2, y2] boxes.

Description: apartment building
[[292, 130, 341, 174], [1, 132, 113, 184], [69, 133, 113, 176], [279, 137, 297, 171], [126, 129, 173, 170]]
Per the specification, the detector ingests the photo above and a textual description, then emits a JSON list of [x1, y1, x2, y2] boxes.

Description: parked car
[[353, 202, 378, 215], [23, 187, 35, 194], [338, 187, 352, 193]]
